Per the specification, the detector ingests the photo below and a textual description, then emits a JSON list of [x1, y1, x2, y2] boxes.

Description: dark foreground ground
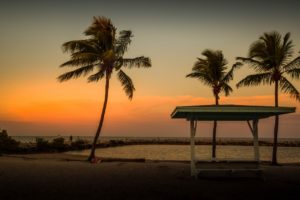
[[0, 154, 299, 200]]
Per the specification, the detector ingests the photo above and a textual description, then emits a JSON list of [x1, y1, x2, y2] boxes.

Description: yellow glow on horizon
[[3, 94, 299, 124]]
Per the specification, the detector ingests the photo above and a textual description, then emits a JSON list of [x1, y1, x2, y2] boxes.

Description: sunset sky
[[1, 0, 300, 138]]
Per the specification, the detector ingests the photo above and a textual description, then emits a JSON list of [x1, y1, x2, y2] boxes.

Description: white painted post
[[252, 119, 260, 162], [190, 119, 197, 177]]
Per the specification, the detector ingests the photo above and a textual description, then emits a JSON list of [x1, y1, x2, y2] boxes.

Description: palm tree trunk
[[274, 80, 279, 107], [272, 80, 279, 165], [212, 95, 219, 159], [88, 75, 110, 162]]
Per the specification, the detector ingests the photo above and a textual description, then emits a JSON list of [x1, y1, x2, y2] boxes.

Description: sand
[[0, 154, 300, 200]]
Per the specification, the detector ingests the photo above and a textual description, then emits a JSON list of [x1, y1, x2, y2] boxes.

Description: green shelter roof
[[171, 105, 296, 121]]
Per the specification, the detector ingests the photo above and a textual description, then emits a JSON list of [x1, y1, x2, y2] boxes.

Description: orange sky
[[5, 95, 300, 123], [1, 87, 300, 138]]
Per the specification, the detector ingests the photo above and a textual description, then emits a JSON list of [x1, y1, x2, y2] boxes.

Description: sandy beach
[[0, 154, 300, 200]]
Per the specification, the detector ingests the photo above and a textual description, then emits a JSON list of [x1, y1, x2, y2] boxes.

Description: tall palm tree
[[236, 31, 300, 165], [58, 16, 151, 161], [186, 49, 241, 159]]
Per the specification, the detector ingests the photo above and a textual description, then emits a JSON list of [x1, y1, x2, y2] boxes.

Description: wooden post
[[252, 119, 260, 162], [190, 119, 197, 177]]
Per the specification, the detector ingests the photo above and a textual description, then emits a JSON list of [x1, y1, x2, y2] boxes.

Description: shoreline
[[3, 153, 300, 166], [3, 139, 300, 156], [15, 137, 300, 147]]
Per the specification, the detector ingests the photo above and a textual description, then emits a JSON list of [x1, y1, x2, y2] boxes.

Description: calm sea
[[11, 136, 300, 163], [66, 144, 300, 163], [11, 136, 300, 143]]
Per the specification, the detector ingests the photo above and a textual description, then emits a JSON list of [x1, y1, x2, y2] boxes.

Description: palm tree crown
[[58, 16, 151, 99], [186, 49, 241, 104], [236, 31, 300, 104]]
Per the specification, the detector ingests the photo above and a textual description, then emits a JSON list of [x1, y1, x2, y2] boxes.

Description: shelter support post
[[190, 119, 197, 177], [247, 119, 260, 162], [252, 119, 260, 162]]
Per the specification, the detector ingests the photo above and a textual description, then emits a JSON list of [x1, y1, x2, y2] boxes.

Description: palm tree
[[186, 49, 241, 159], [58, 16, 151, 161], [236, 31, 300, 165]]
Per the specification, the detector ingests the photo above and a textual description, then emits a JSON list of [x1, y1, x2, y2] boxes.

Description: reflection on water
[[66, 145, 300, 163]]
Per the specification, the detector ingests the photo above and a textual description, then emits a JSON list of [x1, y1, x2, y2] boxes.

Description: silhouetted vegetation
[[1, 133, 300, 156], [58, 16, 151, 161], [35, 137, 50, 151], [51, 137, 65, 151], [0, 130, 20, 154], [186, 49, 242, 158], [71, 139, 90, 150], [35, 137, 90, 152], [236, 31, 300, 165], [1, 133, 91, 154]]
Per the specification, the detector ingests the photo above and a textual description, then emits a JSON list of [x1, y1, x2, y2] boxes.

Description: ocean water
[[66, 144, 300, 163], [10, 136, 300, 163], [11, 136, 300, 144]]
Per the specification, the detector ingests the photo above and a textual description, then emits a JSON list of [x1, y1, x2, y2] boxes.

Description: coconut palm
[[58, 16, 151, 161], [186, 49, 241, 159], [236, 31, 300, 165]]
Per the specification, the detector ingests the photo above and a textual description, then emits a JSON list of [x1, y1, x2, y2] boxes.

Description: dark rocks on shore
[[1, 132, 300, 155]]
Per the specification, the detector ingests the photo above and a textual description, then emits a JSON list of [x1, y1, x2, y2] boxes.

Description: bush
[[71, 139, 87, 150], [51, 137, 66, 151], [0, 130, 20, 153], [35, 137, 50, 151]]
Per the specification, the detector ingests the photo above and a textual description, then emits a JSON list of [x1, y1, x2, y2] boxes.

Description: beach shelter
[[171, 105, 295, 177]]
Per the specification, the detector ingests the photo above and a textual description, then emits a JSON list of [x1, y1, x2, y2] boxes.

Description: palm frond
[[285, 68, 300, 80], [221, 82, 233, 96], [279, 76, 300, 101], [186, 72, 213, 87], [236, 72, 273, 88], [192, 58, 208, 71], [57, 65, 94, 82], [236, 57, 265, 71], [122, 57, 151, 68], [280, 32, 294, 65], [248, 40, 268, 60], [60, 52, 100, 67], [62, 39, 96, 53], [117, 70, 135, 99], [60, 60, 83, 67], [260, 32, 281, 65], [202, 49, 226, 66], [283, 56, 300, 71], [88, 67, 106, 82], [84, 16, 116, 50], [186, 72, 203, 78], [71, 51, 99, 60], [243, 31, 296, 72], [222, 62, 243, 83], [115, 30, 132, 56], [84, 16, 115, 36], [200, 49, 228, 82]]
